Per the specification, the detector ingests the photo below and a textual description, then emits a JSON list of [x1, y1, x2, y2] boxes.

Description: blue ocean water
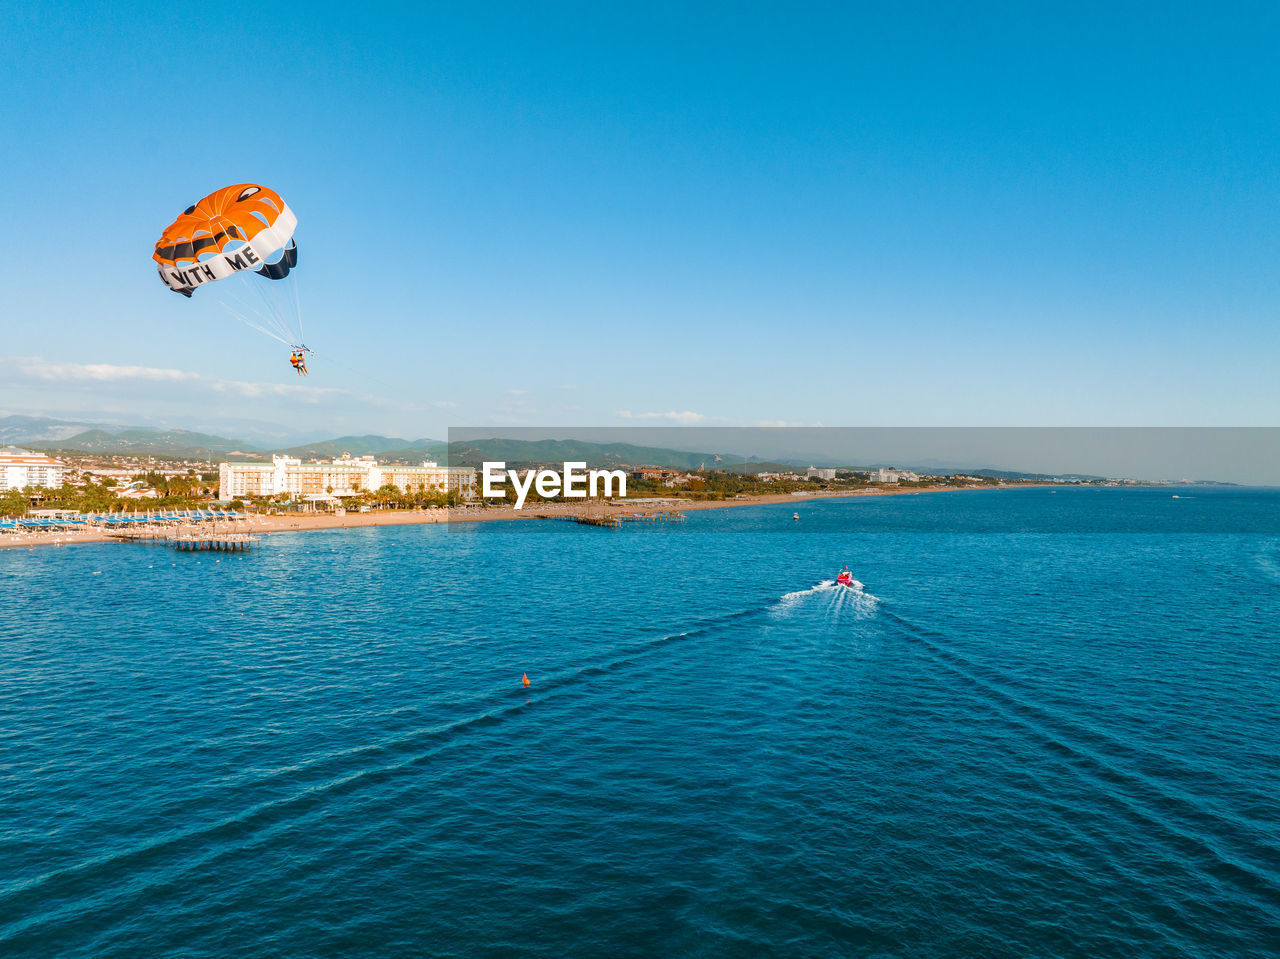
[[2, 487, 1278, 957]]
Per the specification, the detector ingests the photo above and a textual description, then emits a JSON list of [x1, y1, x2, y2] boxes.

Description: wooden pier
[[618, 510, 686, 524], [170, 531, 256, 551], [107, 526, 258, 551], [572, 515, 622, 528], [537, 509, 685, 529]]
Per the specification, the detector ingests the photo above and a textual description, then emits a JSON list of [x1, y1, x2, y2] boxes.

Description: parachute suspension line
[[292, 260, 304, 346], [215, 295, 292, 346], [248, 279, 279, 341], [214, 269, 296, 347], [221, 281, 291, 345], [244, 271, 293, 345], [227, 310, 289, 345], [248, 272, 278, 339], [249, 262, 300, 346]]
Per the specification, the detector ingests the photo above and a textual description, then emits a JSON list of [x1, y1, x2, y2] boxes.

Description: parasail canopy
[[153, 184, 298, 297]]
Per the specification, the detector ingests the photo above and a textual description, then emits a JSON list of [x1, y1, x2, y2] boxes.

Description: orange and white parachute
[[154, 184, 305, 350], [154, 184, 297, 297]]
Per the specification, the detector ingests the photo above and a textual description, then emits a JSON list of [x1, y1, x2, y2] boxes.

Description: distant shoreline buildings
[[868, 468, 920, 484], [218, 454, 474, 503], [806, 466, 838, 480], [0, 449, 65, 490]]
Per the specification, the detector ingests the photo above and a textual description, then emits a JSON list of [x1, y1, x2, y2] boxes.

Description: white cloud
[[0, 356, 464, 439], [616, 409, 707, 425], [1, 356, 386, 405], [13, 358, 199, 384]]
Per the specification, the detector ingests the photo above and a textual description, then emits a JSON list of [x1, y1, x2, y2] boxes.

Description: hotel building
[[0, 449, 66, 490], [218, 454, 474, 502], [869, 468, 920, 484]]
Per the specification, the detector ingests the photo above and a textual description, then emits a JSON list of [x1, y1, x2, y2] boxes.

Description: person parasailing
[[153, 183, 309, 379], [289, 345, 312, 375]]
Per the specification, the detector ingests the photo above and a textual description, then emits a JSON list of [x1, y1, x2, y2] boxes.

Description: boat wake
[[780, 580, 841, 601], [1254, 545, 1280, 587], [776, 578, 880, 618]]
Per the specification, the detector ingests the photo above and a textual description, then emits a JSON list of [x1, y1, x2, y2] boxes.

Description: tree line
[[0, 474, 217, 517]]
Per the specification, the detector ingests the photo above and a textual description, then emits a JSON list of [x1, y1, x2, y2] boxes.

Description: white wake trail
[[780, 579, 841, 602], [774, 578, 880, 619]]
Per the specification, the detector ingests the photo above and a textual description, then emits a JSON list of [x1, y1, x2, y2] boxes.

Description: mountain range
[[2, 420, 746, 468], [0, 415, 431, 459], [1, 414, 1116, 480]]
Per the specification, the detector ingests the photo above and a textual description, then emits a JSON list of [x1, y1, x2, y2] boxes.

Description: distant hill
[[719, 460, 812, 474], [377, 442, 451, 463], [1, 414, 346, 456], [969, 467, 1104, 481], [4, 415, 1119, 480], [12, 422, 773, 470], [443, 438, 751, 471], [26, 428, 264, 458], [0, 414, 122, 444], [19, 424, 449, 462], [277, 437, 422, 460], [900, 466, 1106, 481]]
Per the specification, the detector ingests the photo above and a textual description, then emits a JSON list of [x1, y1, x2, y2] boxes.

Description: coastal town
[[2, 443, 1172, 549]]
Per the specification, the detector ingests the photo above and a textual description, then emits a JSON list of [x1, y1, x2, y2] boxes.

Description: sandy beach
[[0, 527, 117, 550], [0, 484, 1004, 550], [245, 485, 959, 532]]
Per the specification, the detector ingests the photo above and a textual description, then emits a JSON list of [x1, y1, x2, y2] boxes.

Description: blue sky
[[1, 2, 1277, 438]]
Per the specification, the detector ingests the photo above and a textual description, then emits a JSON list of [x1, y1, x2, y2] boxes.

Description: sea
[[2, 486, 1278, 958]]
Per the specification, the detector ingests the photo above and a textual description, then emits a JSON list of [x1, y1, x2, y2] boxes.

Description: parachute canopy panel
[[154, 183, 298, 297]]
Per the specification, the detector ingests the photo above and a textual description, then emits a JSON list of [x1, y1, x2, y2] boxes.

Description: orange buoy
[[522, 673, 530, 687]]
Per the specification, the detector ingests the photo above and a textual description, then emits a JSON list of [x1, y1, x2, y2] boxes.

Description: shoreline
[[249, 484, 973, 534], [0, 484, 1032, 550]]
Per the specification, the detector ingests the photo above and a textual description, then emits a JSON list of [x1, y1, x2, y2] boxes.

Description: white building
[[219, 454, 475, 502], [806, 466, 837, 480], [0, 449, 65, 490], [869, 468, 920, 484]]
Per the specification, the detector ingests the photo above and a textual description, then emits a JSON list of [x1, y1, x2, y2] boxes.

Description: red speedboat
[[836, 567, 855, 587]]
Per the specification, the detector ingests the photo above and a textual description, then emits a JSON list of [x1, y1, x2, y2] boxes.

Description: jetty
[[537, 508, 685, 529], [618, 510, 685, 524], [106, 525, 257, 552]]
